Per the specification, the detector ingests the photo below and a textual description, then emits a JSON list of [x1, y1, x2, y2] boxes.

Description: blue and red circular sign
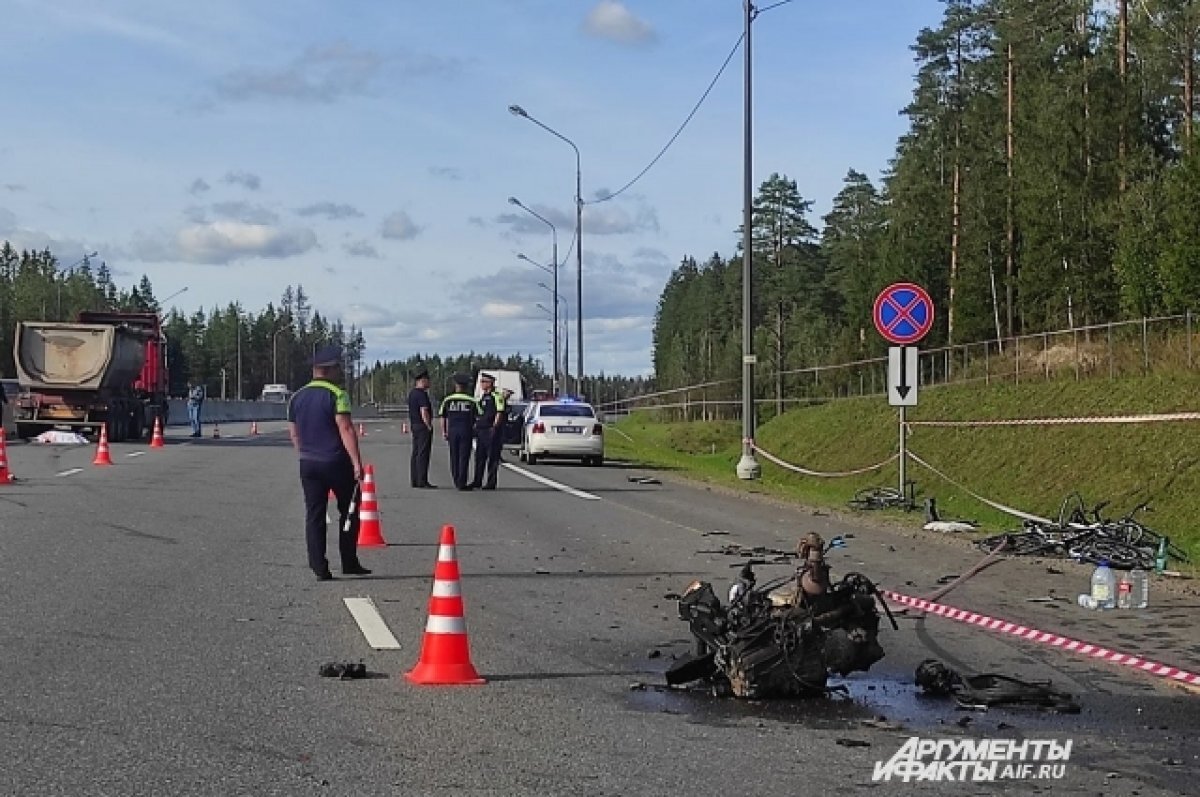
[[873, 283, 934, 345]]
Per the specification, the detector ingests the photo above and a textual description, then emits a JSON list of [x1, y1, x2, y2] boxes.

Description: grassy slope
[[609, 373, 1200, 566]]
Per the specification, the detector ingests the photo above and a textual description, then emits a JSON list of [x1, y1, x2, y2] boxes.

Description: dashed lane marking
[[343, 597, 402, 650], [127, 451, 145, 458], [501, 462, 601, 501], [57, 468, 83, 477]]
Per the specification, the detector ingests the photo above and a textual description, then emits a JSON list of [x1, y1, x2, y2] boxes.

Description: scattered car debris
[[627, 476, 662, 485], [915, 659, 1080, 713], [666, 532, 893, 699], [319, 661, 367, 680], [836, 738, 871, 748]]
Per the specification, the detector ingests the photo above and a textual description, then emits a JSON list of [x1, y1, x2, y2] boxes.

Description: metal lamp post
[[538, 282, 568, 385], [272, 328, 285, 384], [736, 0, 761, 480], [509, 197, 560, 393], [509, 104, 583, 394]]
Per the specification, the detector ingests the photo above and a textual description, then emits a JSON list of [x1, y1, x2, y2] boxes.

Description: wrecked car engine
[[667, 533, 893, 698]]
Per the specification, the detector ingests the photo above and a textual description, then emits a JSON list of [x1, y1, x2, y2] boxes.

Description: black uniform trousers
[[471, 427, 502, 488], [299, 457, 363, 576], [410, 425, 432, 487], [447, 427, 474, 489]]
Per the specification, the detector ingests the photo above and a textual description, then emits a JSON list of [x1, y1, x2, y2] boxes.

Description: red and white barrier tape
[[906, 450, 1054, 524], [907, 411, 1200, 427], [753, 444, 898, 478], [883, 590, 1200, 689]]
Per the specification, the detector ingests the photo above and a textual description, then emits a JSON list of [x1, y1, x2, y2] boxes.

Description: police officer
[[407, 368, 436, 489], [286, 345, 372, 581], [440, 373, 479, 491], [470, 373, 506, 490]]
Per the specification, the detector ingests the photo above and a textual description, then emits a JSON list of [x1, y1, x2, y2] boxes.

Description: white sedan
[[520, 399, 604, 466]]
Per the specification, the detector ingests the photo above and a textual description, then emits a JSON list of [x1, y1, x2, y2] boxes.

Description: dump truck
[[11, 311, 169, 441]]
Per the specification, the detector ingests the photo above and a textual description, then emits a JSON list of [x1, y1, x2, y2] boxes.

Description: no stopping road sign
[[873, 283, 934, 345]]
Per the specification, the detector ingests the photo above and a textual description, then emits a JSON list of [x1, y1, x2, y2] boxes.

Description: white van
[[474, 370, 526, 403], [260, 383, 291, 402]]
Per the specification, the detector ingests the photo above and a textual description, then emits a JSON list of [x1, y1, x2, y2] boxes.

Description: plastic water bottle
[[1117, 571, 1134, 609], [1155, 538, 1169, 575], [1091, 561, 1116, 610], [1129, 567, 1149, 609], [1076, 594, 1098, 609]]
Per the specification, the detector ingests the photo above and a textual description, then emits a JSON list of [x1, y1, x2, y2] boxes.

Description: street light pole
[[236, 315, 243, 401], [737, 0, 761, 480], [509, 197, 559, 394], [509, 104, 583, 395], [272, 328, 285, 384]]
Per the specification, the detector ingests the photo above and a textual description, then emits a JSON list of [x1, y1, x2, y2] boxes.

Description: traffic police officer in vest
[[470, 372, 506, 490], [287, 345, 372, 581], [440, 373, 480, 490]]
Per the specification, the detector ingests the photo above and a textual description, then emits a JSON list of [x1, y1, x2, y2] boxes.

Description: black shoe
[[315, 570, 335, 581], [419, 483, 438, 489], [343, 565, 372, 576], [482, 485, 496, 491], [457, 485, 473, 491], [468, 483, 482, 490]]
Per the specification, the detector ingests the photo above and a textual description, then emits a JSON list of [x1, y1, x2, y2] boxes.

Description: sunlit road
[[1, 421, 1195, 796]]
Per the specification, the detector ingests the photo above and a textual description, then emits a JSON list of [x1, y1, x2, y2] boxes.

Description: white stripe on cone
[[360, 510, 379, 520], [432, 579, 462, 597], [437, 544, 456, 562], [425, 614, 467, 634]]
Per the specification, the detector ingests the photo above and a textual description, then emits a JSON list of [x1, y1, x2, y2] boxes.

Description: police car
[[519, 397, 604, 466]]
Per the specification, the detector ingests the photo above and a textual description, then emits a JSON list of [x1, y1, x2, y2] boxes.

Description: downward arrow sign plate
[[888, 346, 919, 407]]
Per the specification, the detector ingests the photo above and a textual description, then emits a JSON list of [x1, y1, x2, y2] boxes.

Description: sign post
[[873, 283, 935, 506]]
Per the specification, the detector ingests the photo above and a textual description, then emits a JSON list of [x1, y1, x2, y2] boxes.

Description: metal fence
[[599, 312, 1200, 421]]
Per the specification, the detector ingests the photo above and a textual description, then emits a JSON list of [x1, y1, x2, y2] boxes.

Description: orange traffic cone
[[249, 421, 259, 436], [405, 525, 485, 686], [212, 422, 221, 439], [358, 422, 367, 438], [149, 416, 165, 448], [357, 464, 387, 547], [92, 425, 114, 466], [0, 431, 14, 484]]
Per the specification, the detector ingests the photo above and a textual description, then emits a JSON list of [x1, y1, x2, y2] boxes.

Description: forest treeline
[[0, 243, 365, 400], [654, 0, 1200, 407]]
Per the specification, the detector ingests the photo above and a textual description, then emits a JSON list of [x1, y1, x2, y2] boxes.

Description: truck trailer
[[12, 311, 169, 441]]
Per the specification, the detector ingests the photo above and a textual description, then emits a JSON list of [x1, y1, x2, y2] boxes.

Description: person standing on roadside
[[440, 373, 479, 491], [186, 381, 205, 437], [407, 368, 436, 489], [287, 345, 372, 581], [470, 373, 505, 490]]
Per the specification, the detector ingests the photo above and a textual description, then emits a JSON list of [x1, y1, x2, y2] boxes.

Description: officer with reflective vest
[[470, 372, 506, 490], [440, 373, 480, 490]]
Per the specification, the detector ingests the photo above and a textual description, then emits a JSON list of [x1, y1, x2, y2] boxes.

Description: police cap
[[452, 372, 471, 386], [412, 367, 430, 381], [311, 345, 343, 367], [479, 372, 495, 383]]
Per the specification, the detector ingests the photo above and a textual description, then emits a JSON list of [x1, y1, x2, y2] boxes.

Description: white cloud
[[210, 201, 279, 225], [494, 200, 659, 237], [222, 170, 261, 191], [583, 1, 656, 46], [130, 221, 317, 265], [343, 303, 400, 328], [381, 210, 421, 240], [344, 239, 380, 259], [296, 201, 363, 220], [481, 301, 525, 319], [211, 41, 461, 105]]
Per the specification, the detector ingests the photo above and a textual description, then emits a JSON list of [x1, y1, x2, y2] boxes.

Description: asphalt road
[[1, 420, 1196, 796]]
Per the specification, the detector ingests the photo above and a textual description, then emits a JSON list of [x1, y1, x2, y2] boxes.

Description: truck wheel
[[16, 424, 37, 441]]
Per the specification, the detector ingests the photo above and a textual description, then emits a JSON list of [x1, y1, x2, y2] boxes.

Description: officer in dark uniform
[[407, 368, 436, 489], [286, 345, 371, 581], [470, 372, 505, 490], [439, 373, 479, 491]]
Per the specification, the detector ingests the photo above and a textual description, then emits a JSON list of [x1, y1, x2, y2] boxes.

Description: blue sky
[[0, 0, 944, 377]]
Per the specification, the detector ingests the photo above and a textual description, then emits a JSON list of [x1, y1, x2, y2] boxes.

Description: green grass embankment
[[609, 373, 1200, 566]]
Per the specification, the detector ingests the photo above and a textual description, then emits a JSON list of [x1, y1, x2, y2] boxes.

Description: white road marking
[[127, 451, 145, 458], [343, 597, 402, 650], [57, 468, 83, 477], [501, 462, 601, 501]]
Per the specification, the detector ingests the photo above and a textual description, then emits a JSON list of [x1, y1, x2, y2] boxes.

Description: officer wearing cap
[[440, 373, 480, 490], [470, 372, 506, 490], [287, 345, 371, 580], [407, 367, 436, 489]]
